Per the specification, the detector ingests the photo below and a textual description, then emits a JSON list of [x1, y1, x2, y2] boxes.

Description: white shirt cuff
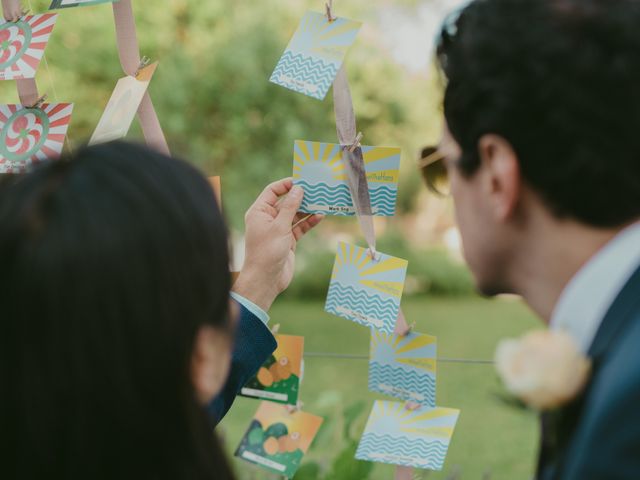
[[230, 292, 270, 325]]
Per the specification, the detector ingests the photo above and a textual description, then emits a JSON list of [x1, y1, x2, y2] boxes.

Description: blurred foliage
[[2, 0, 443, 229]]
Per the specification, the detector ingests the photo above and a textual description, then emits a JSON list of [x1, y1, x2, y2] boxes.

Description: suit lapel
[[536, 264, 640, 479], [588, 264, 640, 361]]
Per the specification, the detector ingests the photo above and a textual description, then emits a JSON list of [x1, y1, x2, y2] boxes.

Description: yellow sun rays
[[294, 140, 347, 181], [359, 256, 408, 278], [371, 331, 437, 373]]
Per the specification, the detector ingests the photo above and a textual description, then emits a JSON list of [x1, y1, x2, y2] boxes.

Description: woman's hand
[[232, 178, 323, 312]]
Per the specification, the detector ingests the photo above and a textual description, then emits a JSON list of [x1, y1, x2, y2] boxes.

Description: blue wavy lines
[[295, 180, 397, 216], [369, 362, 436, 406], [356, 433, 449, 470], [325, 283, 398, 334], [270, 51, 339, 100]]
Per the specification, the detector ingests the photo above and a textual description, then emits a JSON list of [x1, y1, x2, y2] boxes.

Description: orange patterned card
[[235, 402, 323, 478], [240, 335, 304, 405]]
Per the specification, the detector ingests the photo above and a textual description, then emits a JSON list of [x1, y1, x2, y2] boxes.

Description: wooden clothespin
[[7, 8, 29, 23], [15, 8, 29, 21], [325, 0, 335, 22], [394, 309, 413, 337], [285, 401, 304, 414], [27, 94, 47, 109], [134, 56, 151, 78], [348, 131, 363, 153], [367, 246, 380, 262]]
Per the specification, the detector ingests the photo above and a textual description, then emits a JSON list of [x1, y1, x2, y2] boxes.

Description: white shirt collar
[[550, 221, 640, 353]]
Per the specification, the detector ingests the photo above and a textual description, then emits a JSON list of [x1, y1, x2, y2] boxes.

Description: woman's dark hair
[[437, 0, 640, 227], [0, 142, 235, 480]]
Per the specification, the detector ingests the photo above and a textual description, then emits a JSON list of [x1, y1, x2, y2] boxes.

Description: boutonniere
[[494, 330, 592, 411]]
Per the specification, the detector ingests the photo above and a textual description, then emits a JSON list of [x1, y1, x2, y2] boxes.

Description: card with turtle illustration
[[240, 334, 304, 405], [235, 402, 323, 478]]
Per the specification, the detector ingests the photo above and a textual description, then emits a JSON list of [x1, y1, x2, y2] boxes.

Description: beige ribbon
[[394, 309, 416, 480], [394, 466, 414, 480], [331, 22, 416, 480], [332, 65, 377, 257], [2, 0, 40, 106], [16, 78, 39, 106], [112, 0, 169, 155], [394, 309, 411, 336], [329, 6, 418, 477], [1, 0, 21, 21]]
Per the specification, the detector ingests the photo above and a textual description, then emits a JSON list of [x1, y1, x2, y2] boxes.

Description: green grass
[[219, 296, 542, 480]]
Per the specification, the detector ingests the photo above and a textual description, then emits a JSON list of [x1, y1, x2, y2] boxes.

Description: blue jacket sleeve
[[207, 300, 277, 425]]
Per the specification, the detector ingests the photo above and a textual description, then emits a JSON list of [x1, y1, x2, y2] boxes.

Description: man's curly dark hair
[[437, 0, 640, 227]]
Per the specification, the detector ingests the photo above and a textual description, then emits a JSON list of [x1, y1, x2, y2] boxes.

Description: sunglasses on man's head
[[418, 146, 450, 197]]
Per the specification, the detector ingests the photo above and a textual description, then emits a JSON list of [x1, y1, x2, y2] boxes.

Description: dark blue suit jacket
[[538, 265, 640, 479], [207, 302, 277, 424]]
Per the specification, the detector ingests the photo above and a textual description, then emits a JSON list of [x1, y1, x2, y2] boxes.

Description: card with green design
[[235, 402, 323, 478], [240, 335, 304, 405]]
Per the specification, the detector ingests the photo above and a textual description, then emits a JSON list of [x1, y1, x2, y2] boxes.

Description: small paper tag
[[369, 330, 437, 407], [270, 11, 361, 100], [325, 242, 408, 334], [89, 62, 158, 145], [293, 140, 400, 217], [235, 402, 323, 478], [356, 401, 460, 470]]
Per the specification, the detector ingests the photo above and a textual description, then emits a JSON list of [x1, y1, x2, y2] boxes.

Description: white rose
[[495, 330, 592, 411]]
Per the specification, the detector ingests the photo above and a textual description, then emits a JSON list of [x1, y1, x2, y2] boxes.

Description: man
[[210, 178, 321, 422], [430, 0, 640, 478]]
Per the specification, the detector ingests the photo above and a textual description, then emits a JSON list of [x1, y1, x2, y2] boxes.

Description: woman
[[0, 141, 322, 479]]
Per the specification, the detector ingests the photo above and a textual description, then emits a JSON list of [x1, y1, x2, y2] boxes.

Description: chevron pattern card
[[270, 11, 361, 100], [369, 331, 437, 407], [293, 140, 400, 216], [325, 243, 408, 334], [235, 402, 323, 478], [89, 62, 157, 146], [49, 0, 118, 8], [0, 103, 74, 174], [0, 14, 58, 80], [356, 401, 460, 471], [241, 335, 304, 405]]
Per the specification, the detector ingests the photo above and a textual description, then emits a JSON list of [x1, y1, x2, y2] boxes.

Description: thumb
[[276, 185, 304, 226]]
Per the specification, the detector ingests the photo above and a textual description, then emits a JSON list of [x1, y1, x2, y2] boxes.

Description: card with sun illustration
[[270, 11, 361, 100], [0, 14, 58, 80], [325, 242, 408, 334], [356, 401, 460, 470], [235, 402, 323, 478], [0, 103, 73, 174], [240, 335, 304, 406], [369, 331, 437, 406], [49, 0, 118, 9], [293, 140, 400, 216]]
